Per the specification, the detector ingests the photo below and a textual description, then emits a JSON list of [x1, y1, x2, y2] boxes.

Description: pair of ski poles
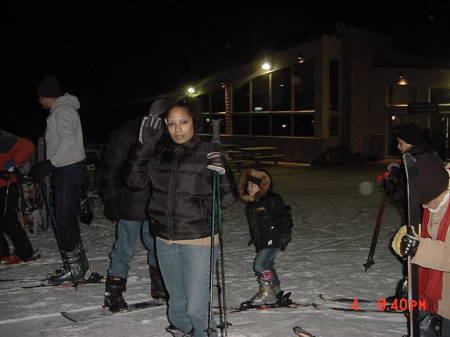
[[207, 170, 230, 337]]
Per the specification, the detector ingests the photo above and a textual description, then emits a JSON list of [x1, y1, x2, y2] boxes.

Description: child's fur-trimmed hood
[[238, 169, 272, 202]]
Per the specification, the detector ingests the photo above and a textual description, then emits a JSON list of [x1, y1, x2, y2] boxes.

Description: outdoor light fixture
[[219, 81, 226, 88], [261, 62, 272, 71], [282, 124, 287, 128], [397, 73, 408, 86], [297, 54, 305, 63], [187, 87, 196, 94]]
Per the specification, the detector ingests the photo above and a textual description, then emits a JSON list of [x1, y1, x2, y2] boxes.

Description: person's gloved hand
[[207, 152, 226, 175], [103, 197, 120, 222], [392, 225, 420, 257], [4, 160, 16, 172], [30, 160, 54, 181], [279, 234, 291, 251], [139, 98, 172, 145], [400, 228, 420, 257], [387, 163, 400, 173]]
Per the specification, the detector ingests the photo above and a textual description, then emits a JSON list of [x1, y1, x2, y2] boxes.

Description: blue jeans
[[254, 248, 280, 285], [156, 238, 218, 337], [52, 161, 85, 251], [108, 220, 156, 278]]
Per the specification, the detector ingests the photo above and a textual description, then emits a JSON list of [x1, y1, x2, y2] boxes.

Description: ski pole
[[363, 197, 387, 271], [216, 178, 230, 337], [206, 171, 217, 337], [3, 173, 10, 217]]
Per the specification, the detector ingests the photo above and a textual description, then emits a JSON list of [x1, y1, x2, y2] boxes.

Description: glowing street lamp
[[187, 87, 196, 94], [261, 62, 272, 71]]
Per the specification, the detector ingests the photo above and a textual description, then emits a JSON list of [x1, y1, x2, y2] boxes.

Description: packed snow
[[0, 163, 408, 337]]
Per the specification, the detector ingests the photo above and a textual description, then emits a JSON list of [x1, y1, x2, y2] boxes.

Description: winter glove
[[79, 193, 94, 226], [103, 197, 120, 223], [4, 160, 16, 172], [139, 98, 172, 145], [279, 234, 291, 251], [206, 152, 226, 175], [30, 160, 54, 181], [387, 163, 400, 174], [400, 227, 420, 257], [391, 225, 420, 257]]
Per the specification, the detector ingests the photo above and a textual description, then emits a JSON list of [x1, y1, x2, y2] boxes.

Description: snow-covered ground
[[0, 164, 408, 337]]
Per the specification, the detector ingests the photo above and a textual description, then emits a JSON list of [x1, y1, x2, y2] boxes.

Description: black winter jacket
[[124, 135, 237, 240], [239, 169, 293, 252], [97, 117, 150, 221]]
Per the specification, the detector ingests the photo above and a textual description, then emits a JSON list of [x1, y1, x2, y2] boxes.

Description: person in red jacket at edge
[[0, 129, 35, 263]]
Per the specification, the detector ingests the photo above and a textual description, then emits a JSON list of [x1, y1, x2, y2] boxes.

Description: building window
[[233, 115, 250, 135], [272, 67, 291, 111], [252, 74, 270, 111], [329, 59, 339, 111], [430, 88, 450, 104], [387, 84, 418, 105], [251, 114, 270, 135], [293, 60, 314, 110], [293, 114, 314, 137], [233, 83, 250, 112], [211, 89, 225, 112], [197, 93, 210, 113]]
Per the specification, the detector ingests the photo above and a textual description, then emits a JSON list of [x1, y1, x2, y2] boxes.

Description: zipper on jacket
[[167, 154, 177, 239]]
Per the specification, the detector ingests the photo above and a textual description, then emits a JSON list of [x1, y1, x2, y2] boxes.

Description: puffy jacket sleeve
[[219, 161, 238, 208], [271, 194, 294, 237], [123, 142, 152, 191], [412, 227, 450, 272]]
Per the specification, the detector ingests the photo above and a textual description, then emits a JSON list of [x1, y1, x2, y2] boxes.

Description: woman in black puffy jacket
[[125, 98, 236, 337]]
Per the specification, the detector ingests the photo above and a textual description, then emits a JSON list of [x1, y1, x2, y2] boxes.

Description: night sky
[[6, 1, 450, 143]]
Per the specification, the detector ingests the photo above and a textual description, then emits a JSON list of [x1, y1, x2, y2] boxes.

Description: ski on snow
[[61, 300, 165, 323], [0, 272, 104, 291]]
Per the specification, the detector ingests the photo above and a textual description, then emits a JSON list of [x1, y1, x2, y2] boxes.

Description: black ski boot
[[149, 265, 168, 301], [48, 243, 90, 284], [165, 325, 194, 337], [104, 276, 128, 312]]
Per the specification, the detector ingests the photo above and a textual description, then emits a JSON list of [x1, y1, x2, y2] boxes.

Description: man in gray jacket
[[32, 76, 90, 284]]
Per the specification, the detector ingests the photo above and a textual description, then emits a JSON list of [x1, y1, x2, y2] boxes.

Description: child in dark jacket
[[239, 168, 294, 305]]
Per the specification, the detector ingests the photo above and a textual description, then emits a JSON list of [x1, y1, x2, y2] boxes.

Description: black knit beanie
[[37, 76, 62, 98], [396, 123, 423, 146], [416, 153, 448, 204]]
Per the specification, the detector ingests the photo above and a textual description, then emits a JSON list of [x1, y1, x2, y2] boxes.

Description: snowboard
[[403, 152, 420, 337]]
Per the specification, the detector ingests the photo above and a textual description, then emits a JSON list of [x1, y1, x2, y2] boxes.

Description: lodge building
[[130, 24, 450, 163]]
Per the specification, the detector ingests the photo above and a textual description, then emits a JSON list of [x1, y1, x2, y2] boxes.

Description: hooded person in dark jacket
[[238, 168, 293, 305], [97, 115, 166, 312], [124, 98, 237, 337]]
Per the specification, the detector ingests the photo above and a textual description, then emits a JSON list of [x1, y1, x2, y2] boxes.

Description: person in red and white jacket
[[0, 128, 35, 262]]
